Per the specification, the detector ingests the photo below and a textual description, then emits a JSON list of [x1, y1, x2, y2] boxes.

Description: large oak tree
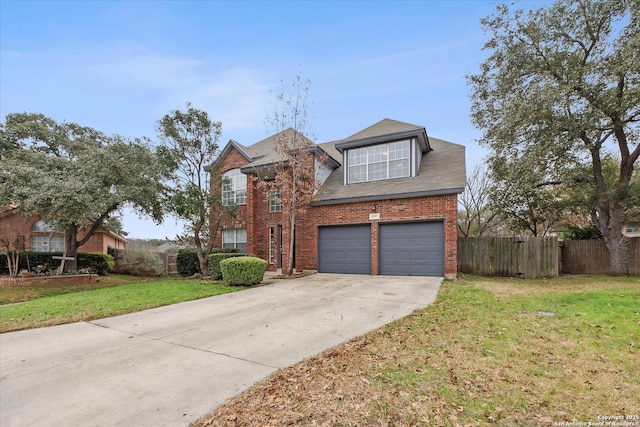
[[469, 0, 639, 275], [0, 113, 172, 271]]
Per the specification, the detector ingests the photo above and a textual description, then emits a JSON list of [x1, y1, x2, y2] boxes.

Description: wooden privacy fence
[[562, 238, 640, 275], [459, 236, 640, 277], [457, 236, 559, 279]]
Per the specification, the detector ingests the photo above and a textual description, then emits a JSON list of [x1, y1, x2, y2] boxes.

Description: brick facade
[[0, 210, 126, 254], [212, 146, 459, 277], [297, 194, 458, 276]]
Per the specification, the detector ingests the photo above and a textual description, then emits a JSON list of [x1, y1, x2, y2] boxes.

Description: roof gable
[[342, 118, 423, 142], [207, 139, 252, 171], [335, 118, 431, 153]]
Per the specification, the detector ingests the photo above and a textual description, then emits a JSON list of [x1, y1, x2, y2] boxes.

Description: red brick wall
[[77, 231, 125, 253], [210, 146, 459, 276], [213, 146, 251, 249], [0, 211, 124, 254], [295, 194, 459, 276]]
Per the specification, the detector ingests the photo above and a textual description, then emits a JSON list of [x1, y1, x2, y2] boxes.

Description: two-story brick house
[[213, 119, 466, 279]]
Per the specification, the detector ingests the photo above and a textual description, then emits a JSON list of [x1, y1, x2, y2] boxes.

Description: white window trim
[[345, 140, 411, 184], [269, 227, 276, 264], [222, 169, 247, 206], [269, 190, 282, 212], [222, 228, 247, 253]]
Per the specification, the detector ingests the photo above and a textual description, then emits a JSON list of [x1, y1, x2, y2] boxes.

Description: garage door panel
[[318, 225, 371, 274], [379, 222, 444, 276]]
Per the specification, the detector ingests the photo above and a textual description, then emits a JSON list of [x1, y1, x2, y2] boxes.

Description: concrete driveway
[[0, 273, 442, 427]]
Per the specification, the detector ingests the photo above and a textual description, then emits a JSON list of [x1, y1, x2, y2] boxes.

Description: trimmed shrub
[[76, 252, 115, 275], [18, 251, 62, 272], [113, 250, 164, 276], [1, 251, 113, 275], [178, 248, 238, 276], [220, 256, 267, 286], [208, 252, 252, 279], [177, 249, 200, 276]]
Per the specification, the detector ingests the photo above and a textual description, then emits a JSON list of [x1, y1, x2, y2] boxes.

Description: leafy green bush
[[17, 251, 62, 272], [177, 249, 200, 276], [208, 252, 252, 279], [0, 251, 113, 275], [113, 250, 164, 276], [219, 256, 267, 286], [177, 248, 238, 276], [562, 224, 603, 240], [77, 252, 115, 275]]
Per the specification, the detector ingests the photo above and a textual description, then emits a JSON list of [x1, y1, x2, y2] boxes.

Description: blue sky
[[0, 0, 542, 239]]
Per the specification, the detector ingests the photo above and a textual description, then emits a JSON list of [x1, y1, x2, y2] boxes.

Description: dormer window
[[346, 140, 411, 184]]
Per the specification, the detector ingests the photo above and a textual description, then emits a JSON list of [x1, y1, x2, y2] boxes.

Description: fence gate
[[158, 252, 178, 275], [458, 236, 559, 279]]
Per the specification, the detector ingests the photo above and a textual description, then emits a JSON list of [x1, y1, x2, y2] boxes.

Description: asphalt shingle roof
[[341, 118, 424, 143], [312, 136, 466, 205], [242, 128, 318, 169], [224, 118, 466, 205]]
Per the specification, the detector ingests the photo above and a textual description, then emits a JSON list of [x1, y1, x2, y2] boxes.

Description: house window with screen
[[347, 140, 410, 184], [30, 220, 64, 252], [222, 169, 247, 205], [222, 228, 247, 253]]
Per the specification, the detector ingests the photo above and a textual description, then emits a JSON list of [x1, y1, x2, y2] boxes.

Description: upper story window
[[222, 168, 247, 205], [269, 190, 282, 212], [346, 140, 410, 184]]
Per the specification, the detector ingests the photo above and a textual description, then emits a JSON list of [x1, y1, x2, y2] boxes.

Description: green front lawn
[[0, 275, 247, 333]]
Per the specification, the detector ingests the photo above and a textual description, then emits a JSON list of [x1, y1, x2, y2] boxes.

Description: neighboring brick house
[[212, 119, 466, 279], [0, 206, 127, 254]]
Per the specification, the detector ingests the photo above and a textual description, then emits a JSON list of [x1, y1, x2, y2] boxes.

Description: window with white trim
[[269, 190, 282, 212], [269, 227, 276, 264], [347, 140, 411, 184], [30, 220, 65, 252], [222, 228, 247, 253], [30, 235, 65, 252], [222, 169, 247, 205]]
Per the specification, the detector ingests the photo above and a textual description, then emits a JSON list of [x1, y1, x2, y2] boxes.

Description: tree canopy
[[156, 103, 232, 275], [469, 0, 640, 274], [0, 113, 172, 270]]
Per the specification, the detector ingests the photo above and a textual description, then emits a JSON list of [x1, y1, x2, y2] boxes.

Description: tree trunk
[[601, 205, 630, 276], [193, 216, 210, 277], [64, 227, 79, 272], [606, 233, 630, 276], [287, 210, 295, 276]]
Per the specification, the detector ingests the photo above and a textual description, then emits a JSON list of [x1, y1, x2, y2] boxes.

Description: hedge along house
[[212, 119, 466, 279]]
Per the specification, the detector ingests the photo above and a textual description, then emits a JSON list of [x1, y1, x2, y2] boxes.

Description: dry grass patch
[[192, 275, 640, 427]]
